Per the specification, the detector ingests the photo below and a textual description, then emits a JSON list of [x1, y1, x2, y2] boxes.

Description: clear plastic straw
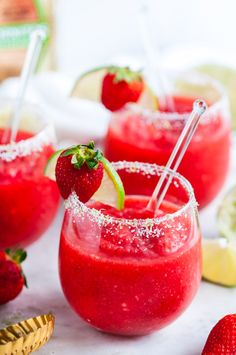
[[147, 99, 207, 211], [137, 4, 175, 112], [3, 29, 46, 144]]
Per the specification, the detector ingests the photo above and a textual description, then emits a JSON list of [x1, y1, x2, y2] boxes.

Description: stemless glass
[[0, 99, 60, 248], [105, 72, 231, 208], [59, 161, 201, 336]]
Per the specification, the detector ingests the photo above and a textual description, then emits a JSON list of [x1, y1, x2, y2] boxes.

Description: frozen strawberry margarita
[[50, 144, 201, 336], [0, 102, 60, 248], [105, 76, 231, 208]]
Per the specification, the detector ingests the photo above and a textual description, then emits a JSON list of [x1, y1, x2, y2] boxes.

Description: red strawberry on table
[[101, 66, 144, 111], [0, 249, 27, 305], [55, 141, 104, 201], [202, 314, 236, 354]]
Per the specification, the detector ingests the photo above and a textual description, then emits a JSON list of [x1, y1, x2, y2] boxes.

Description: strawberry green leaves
[[107, 66, 143, 84], [5, 248, 27, 264], [62, 141, 103, 170]]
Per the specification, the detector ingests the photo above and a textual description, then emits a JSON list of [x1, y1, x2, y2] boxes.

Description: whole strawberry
[[101, 66, 144, 111], [55, 141, 104, 201], [0, 249, 27, 305], [202, 314, 236, 354]]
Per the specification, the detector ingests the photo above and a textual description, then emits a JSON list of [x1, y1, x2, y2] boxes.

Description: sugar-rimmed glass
[[59, 161, 201, 336], [105, 72, 231, 208], [0, 99, 60, 248]]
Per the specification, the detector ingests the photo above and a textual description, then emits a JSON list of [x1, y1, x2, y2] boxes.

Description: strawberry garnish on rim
[[46, 141, 125, 209], [202, 314, 236, 354], [55, 141, 104, 201], [101, 66, 144, 111]]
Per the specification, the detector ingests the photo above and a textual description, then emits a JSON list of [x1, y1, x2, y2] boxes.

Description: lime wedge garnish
[[71, 66, 108, 101], [217, 186, 236, 240], [92, 157, 125, 210], [203, 238, 236, 286], [44, 149, 63, 180], [194, 63, 236, 129], [138, 83, 158, 110], [175, 74, 220, 103], [202, 187, 236, 287], [70, 66, 158, 110]]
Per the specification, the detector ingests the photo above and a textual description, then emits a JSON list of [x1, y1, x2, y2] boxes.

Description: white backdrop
[[55, 0, 236, 75]]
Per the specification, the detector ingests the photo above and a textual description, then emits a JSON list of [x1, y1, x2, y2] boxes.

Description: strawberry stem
[[6, 248, 27, 264], [62, 141, 103, 170], [107, 66, 143, 84]]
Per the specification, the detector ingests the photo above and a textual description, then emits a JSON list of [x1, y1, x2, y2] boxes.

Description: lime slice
[[44, 149, 63, 180], [175, 75, 220, 104], [217, 186, 236, 240], [71, 67, 158, 110], [203, 238, 236, 286], [194, 64, 236, 129], [92, 157, 125, 210], [71, 66, 108, 101], [138, 83, 158, 110]]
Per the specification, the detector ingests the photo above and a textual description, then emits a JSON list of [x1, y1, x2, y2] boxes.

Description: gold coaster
[[0, 313, 55, 355]]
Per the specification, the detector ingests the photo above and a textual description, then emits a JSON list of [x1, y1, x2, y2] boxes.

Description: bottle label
[[0, 0, 49, 49]]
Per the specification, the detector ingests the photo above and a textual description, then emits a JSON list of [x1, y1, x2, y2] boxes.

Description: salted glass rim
[[65, 161, 198, 227], [0, 99, 56, 162], [117, 71, 227, 122]]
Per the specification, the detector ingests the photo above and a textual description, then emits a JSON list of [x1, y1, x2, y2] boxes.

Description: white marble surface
[[0, 142, 235, 355]]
